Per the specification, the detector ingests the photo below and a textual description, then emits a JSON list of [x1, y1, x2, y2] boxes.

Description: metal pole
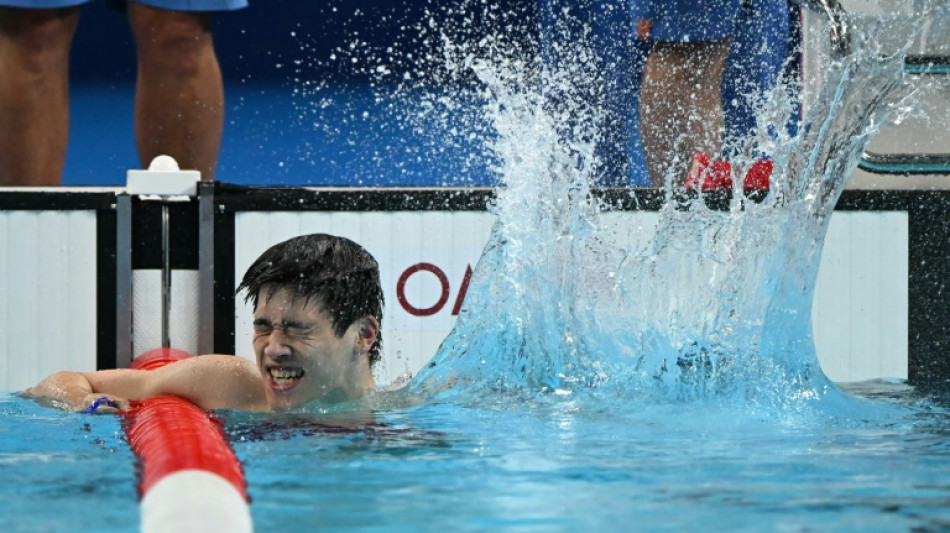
[[161, 203, 171, 349], [197, 181, 216, 355], [115, 194, 133, 368]]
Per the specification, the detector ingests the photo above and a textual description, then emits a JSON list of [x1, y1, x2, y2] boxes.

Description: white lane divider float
[[123, 348, 253, 533]]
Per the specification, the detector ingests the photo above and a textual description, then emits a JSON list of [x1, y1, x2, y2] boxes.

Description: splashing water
[[409, 3, 934, 417]]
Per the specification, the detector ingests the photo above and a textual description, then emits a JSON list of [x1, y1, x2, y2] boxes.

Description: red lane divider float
[[124, 348, 253, 533]]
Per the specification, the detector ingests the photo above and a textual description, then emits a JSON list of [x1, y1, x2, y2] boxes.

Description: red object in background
[[686, 153, 733, 190], [744, 159, 773, 191], [685, 153, 772, 192]]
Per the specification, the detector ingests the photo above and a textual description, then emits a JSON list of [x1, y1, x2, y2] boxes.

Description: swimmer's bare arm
[[26, 355, 268, 412]]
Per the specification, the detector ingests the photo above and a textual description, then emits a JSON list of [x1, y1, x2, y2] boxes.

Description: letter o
[[396, 263, 450, 317]]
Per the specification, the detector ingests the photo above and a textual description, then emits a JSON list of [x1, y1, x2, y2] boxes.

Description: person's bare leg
[[127, 3, 222, 180], [0, 7, 79, 186], [639, 40, 731, 187]]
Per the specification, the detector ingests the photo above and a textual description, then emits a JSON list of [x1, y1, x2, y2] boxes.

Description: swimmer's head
[[237, 234, 384, 366]]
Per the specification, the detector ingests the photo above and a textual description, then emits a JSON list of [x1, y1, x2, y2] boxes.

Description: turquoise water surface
[[2, 387, 950, 532], [4, 2, 950, 532]]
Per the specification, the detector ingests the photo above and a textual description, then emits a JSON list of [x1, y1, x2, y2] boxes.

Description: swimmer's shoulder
[[179, 354, 268, 411]]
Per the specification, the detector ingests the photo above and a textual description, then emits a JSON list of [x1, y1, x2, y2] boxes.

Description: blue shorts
[[0, 0, 246, 10], [630, 0, 785, 43]]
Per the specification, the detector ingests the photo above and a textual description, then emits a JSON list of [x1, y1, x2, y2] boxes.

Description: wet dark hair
[[236, 234, 384, 366]]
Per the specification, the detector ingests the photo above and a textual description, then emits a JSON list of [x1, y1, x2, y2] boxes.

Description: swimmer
[[26, 233, 386, 412]]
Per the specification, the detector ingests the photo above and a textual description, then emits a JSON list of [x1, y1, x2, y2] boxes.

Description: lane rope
[[123, 348, 253, 533]]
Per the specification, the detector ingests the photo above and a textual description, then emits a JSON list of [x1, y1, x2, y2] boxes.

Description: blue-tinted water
[[242, 397, 950, 532], [8, 2, 950, 532], [0, 397, 138, 532], [3, 389, 950, 532], [411, 1, 928, 413]]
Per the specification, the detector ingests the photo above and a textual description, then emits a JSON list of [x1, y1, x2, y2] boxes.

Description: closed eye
[[280, 321, 313, 337], [253, 318, 314, 338], [252, 318, 272, 334]]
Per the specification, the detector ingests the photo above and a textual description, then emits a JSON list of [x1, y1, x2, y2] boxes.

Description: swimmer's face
[[252, 286, 374, 410]]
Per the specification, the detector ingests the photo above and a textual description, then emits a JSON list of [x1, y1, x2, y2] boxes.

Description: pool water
[[5, 3, 950, 532], [3, 385, 950, 532], [237, 389, 950, 532], [0, 397, 138, 532]]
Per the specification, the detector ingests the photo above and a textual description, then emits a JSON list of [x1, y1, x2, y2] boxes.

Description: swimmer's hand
[[26, 356, 267, 412], [78, 394, 130, 414], [25, 371, 129, 413]]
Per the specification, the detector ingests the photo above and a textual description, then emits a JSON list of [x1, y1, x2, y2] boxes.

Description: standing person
[[634, 0, 790, 187], [0, 0, 246, 186]]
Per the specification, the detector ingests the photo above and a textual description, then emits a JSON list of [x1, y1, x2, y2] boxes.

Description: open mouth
[[267, 366, 305, 392]]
